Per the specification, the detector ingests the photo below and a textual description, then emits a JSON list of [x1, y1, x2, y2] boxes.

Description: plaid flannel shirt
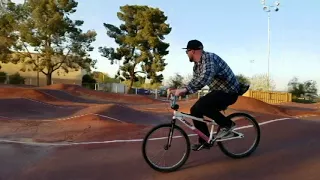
[[185, 51, 240, 94]]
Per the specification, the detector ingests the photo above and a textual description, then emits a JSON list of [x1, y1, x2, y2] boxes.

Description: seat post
[[209, 124, 215, 141]]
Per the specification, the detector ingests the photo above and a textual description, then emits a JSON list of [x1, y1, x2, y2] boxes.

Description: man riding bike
[[171, 39, 246, 151]]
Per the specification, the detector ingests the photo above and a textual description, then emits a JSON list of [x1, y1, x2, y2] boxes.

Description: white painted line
[[0, 113, 124, 123], [43, 113, 93, 122], [234, 117, 291, 130], [93, 114, 125, 123], [0, 115, 29, 121], [156, 99, 170, 102], [0, 115, 12, 119], [294, 114, 317, 118], [23, 98, 75, 109], [0, 116, 307, 147]]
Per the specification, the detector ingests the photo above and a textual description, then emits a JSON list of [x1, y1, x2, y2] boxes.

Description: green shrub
[[8, 73, 25, 84], [292, 97, 316, 104], [0, 72, 7, 83], [82, 74, 96, 89]]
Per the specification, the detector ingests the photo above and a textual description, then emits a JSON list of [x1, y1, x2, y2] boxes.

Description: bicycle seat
[[238, 83, 250, 96]]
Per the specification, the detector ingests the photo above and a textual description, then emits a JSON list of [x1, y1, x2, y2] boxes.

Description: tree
[[82, 73, 96, 90], [1, 0, 97, 85], [304, 80, 318, 97], [182, 73, 193, 86], [99, 5, 171, 93], [288, 77, 318, 100], [91, 71, 120, 84], [250, 73, 276, 91], [0, 0, 23, 62], [8, 72, 25, 84], [121, 75, 146, 89], [236, 74, 250, 85], [288, 77, 305, 98], [92, 71, 106, 83], [141, 82, 161, 90], [0, 71, 7, 83], [168, 73, 184, 89], [0, 0, 7, 15]]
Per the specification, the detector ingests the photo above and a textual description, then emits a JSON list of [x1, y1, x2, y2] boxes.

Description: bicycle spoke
[[161, 150, 166, 167], [149, 148, 166, 162]]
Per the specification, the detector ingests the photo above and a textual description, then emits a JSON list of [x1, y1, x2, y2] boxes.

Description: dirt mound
[[0, 84, 36, 88], [0, 98, 83, 120], [42, 83, 160, 104], [0, 87, 57, 102], [32, 114, 142, 143], [0, 114, 150, 143], [91, 103, 168, 125], [230, 96, 288, 116], [41, 83, 80, 91], [275, 103, 320, 116], [230, 96, 320, 116], [276, 102, 319, 110], [133, 95, 320, 117], [168, 96, 289, 116], [0, 95, 166, 125], [38, 89, 107, 104]]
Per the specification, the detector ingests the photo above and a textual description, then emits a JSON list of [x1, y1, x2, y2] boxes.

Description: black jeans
[[190, 90, 238, 143]]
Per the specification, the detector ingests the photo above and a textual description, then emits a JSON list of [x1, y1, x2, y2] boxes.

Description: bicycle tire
[[217, 112, 261, 159], [142, 123, 191, 172]]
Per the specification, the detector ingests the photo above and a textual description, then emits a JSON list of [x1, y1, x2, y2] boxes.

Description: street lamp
[[261, 0, 280, 91], [250, 59, 255, 76]]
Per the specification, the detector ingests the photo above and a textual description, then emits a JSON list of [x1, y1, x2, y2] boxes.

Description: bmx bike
[[142, 95, 261, 172]]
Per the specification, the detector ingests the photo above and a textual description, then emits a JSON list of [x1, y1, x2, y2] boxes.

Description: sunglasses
[[185, 49, 192, 54]]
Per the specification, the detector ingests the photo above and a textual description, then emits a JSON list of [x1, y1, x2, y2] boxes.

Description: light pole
[[261, 0, 280, 91], [249, 59, 255, 87], [250, 59, 255, 72]]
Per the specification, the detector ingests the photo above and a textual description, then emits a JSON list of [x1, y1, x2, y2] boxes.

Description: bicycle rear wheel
[[142, 123, 190, 172], [217, 112, 261, 159]]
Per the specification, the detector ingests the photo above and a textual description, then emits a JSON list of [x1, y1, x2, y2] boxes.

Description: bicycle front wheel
[[142, 123, 190, 172]]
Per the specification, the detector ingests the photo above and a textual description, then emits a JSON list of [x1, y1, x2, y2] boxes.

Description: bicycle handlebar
[[170, 95, 179, 110]]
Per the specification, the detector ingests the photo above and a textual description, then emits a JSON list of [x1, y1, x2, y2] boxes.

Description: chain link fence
[[81, 82, 206, 101], [0, 71, 205, 101], [0, 73, 81, 87]]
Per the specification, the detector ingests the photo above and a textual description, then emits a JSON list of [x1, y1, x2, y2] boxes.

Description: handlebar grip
[[170, 96, 179, 110], [171, 96, 179, 110]]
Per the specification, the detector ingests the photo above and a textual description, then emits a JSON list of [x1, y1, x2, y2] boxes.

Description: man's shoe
[[191, 142, 211, 151], [216, 121, 236, 139]]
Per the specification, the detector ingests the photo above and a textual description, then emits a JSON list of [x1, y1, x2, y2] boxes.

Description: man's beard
[[189, 56, 194, 62]]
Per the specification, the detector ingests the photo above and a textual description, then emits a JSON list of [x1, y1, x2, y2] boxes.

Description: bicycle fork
[[164, 119, 176, 150]]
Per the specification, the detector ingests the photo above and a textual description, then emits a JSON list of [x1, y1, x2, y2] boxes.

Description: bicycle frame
[[170, 96, 244, 144]]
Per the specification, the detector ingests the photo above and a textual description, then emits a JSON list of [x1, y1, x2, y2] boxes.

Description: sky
[[12, 0, 320, 91]]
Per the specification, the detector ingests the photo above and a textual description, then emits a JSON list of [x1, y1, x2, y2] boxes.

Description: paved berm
[[0, 84, 319, 180]]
